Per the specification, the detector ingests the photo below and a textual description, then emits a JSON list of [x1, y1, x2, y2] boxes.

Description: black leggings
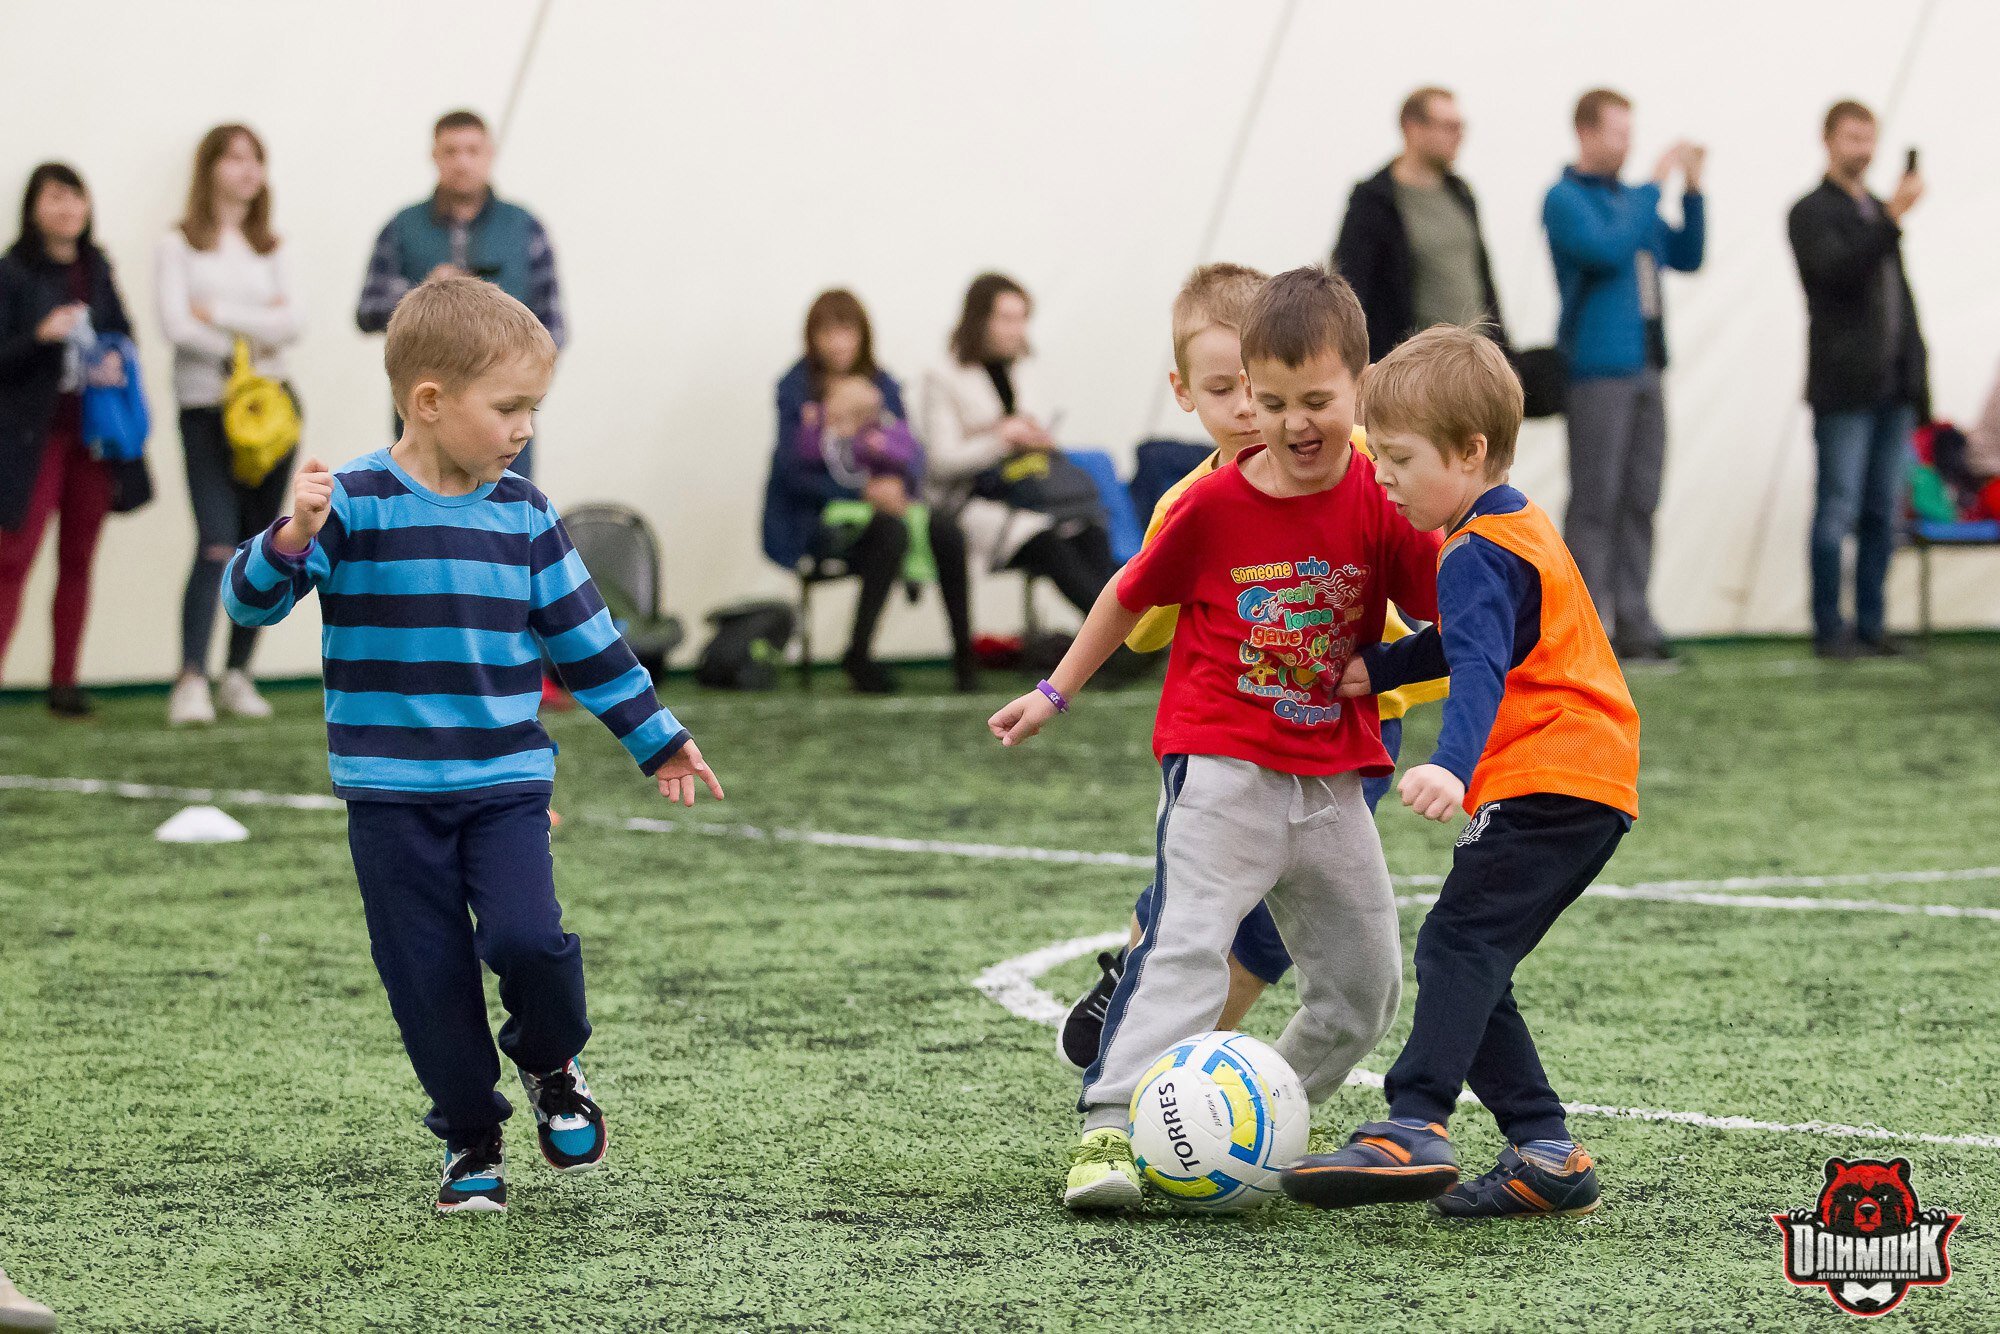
[[180, 405, 295, 675], [820, 512, 909, 664], [1008, 524, 1115, 615]]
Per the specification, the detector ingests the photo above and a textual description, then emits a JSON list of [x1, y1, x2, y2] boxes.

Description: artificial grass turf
[[0, 641, 1996, 1330]]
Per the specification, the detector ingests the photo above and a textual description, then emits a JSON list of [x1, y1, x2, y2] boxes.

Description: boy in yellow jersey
[[1055, 264, 1447, 1072]]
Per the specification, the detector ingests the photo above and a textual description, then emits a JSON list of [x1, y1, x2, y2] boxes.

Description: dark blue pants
[[1384, 794, 1626, 1144], [1810, 402, 1914, 646], [1130, 717, 1402, 986], [346, 793, 588, 1148]]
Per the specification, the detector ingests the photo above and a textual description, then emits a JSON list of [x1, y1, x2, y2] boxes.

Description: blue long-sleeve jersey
[[223, 449, 688, 802], [1364, 486, 1539, 784]]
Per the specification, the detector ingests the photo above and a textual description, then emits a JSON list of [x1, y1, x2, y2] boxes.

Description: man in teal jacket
[[1545, 88, 1704, 663], [356, 110, 566, 479]]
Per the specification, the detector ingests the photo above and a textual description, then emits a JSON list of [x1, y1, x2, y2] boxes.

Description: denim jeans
[[1810, 402, 1915, 645]]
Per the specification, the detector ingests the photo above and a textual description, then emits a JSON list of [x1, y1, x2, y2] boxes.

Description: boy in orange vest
[[1282, 325, 1639, 1219]]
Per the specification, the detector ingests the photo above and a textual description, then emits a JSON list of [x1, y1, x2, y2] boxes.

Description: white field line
[[0, 774, 342, 810], [975, 931, 2000, 1152], [7, 773, 2000, 918]]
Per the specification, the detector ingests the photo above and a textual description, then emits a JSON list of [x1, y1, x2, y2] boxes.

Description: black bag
[[972, 450, 1106, 526], [107, 457, 154, 514], [694, 600, 795, 691], [1513, 346, 1569, 420]]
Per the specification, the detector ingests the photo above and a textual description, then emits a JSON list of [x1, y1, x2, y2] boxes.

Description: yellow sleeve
[[1123, 452, 1217, 653], [1376, 596, 1450, 721]]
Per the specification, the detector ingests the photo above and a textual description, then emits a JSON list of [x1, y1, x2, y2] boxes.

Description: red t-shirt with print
[[1115, 445, 1441, 777]]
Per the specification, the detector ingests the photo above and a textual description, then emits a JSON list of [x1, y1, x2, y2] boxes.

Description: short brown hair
[[1239, 265, 1369, 379], [433, 109, 488, 138], [1399, 87, 1453, 129], [1574, 88, 1632, 131], [384, 276, 556, 410], [1361, 324, 1522, 480], [1823, 99, 1875, 139], [1170, 262, 1267, 379]]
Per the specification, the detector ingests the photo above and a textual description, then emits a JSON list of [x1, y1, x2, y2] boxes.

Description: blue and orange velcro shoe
[[1280, 1120, 1460, 1208], [1430, 1144, 1600, 1219]]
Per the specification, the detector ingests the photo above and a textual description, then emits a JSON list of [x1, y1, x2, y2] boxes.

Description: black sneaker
[[842, 654, 899, 695], [1813, 636, 1860, 661], [1856, 635, 1910, 658], [1056, 948, 1126, 1073], [436, 1130, 506, 1215], [519, 1059, 608, 1173], [46, 685, 92, 718], [1614, 638, 1681, 670]]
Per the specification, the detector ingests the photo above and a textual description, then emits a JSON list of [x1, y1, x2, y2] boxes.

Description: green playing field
[[2, 641, 1996, 1331]]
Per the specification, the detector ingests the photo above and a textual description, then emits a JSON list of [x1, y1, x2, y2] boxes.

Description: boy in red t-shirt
[[990, 267, 1441, 1210]]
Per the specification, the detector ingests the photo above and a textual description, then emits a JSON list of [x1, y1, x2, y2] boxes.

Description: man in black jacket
[[1787, 100, 1926, 658], [1332, 88, 1507, 362]]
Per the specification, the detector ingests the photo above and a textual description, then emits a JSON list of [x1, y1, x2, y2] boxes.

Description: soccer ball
[[1128, 1030, 1308, 1212]]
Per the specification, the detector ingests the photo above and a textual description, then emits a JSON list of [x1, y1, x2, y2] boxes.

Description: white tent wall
[[1, 0, 1993, 690]]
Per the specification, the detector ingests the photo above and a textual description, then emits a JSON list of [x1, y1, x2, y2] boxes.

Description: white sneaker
[[216, 670, 273, 720], [0, 1267, 58, 1332], [167, 674, 215, 726]]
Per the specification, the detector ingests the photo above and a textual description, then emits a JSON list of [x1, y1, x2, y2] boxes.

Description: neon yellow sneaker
[[1064, 1128, 1142, 1211]]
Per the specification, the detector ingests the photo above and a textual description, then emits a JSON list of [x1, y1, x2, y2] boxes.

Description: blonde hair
[[1171, 262, 1268, 379], [1361, 324, 1522, 479], [384, 276, 556, 410]]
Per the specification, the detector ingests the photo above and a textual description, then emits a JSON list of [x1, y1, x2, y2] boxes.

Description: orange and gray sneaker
[[1280, 1119, 1460, 1208], [1430, 1144, 1600, 1219]]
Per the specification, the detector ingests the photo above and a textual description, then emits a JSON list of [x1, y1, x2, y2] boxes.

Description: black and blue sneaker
[[1056, 948, 1126, 1073], [1281, 1119, 1460, 1208], [519, 1059, 608, 1173], [1431, 1144, 1600, 1219], [436, 1131, 506, 1215]]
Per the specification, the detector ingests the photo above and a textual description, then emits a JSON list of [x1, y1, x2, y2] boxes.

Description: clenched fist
[[275, 457, 333, 554]]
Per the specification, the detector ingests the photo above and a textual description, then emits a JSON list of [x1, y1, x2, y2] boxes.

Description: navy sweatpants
[[1384, 794, 1627, 1144], [347, 793, 589, 1148]]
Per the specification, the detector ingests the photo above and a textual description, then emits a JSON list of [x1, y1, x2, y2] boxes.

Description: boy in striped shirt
[[224, 277, 723, 1214]]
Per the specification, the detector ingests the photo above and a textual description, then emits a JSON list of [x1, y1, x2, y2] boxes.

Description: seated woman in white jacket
[[918, 273, 1116, 670], [156, 124, 303, 726]]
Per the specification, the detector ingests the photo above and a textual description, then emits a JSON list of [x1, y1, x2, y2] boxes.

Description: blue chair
[[1063, 448, 1144, 564], [1911, 519, 2000, 642]]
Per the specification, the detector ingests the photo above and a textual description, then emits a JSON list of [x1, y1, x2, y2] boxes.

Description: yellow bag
[[223, 338, 301, 486]]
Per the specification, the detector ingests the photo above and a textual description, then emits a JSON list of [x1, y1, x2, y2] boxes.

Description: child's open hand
[[1399, 764, 1464, 823], [655, 740, 724, 807], [989, 690, 1057, 747], [1336, 655, 1373, 698]]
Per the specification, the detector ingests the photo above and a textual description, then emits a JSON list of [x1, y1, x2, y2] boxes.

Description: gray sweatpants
[[1079, 755, 1403, 1131], [1564, 369, 1667, 647]]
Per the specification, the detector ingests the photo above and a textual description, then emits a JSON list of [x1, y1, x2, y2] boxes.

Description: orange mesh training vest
[[1444, 501, 1640, 818]]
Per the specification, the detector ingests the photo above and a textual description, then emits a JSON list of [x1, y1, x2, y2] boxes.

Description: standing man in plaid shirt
[[356, 110, 566, 480]]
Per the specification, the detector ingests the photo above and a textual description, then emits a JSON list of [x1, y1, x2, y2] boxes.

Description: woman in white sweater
[[156, 124, 302, 726], [918, 273, 1115, 674]]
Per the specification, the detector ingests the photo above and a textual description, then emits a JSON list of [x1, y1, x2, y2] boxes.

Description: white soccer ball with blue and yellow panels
[[1128, 1030, 1308, 1211]]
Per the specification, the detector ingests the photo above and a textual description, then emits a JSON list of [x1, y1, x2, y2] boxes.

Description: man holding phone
[[1787, 100, 1928, 658], [355, 109, 567, 478]]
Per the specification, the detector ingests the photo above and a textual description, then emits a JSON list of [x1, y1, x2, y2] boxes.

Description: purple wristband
[[1036, 679, 1069, 714]]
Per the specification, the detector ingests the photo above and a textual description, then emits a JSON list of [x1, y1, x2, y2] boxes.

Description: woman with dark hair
[[919, 272, 1114, 639], [0, 163, 134, 715], [157, 123, 303, 725], [762, 289, 946, 692]]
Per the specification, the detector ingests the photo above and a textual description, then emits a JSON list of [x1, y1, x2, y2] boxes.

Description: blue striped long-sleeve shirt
[[223, 449, 686, 803]]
